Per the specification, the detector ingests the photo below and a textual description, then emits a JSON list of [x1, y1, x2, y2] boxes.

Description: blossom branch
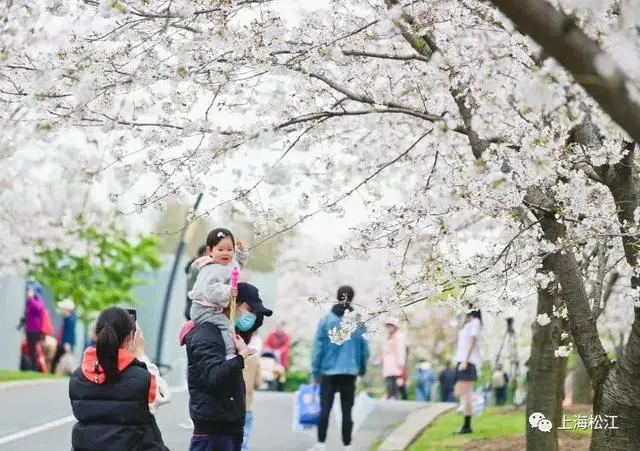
[[341, 49, 431, 63], [250, 129, 434, 249]]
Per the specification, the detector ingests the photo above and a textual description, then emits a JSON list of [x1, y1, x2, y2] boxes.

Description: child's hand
[[237, 240, 246, 253], [231, 287, 238, 298]]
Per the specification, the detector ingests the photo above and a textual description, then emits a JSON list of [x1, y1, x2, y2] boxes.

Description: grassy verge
[[0, 370, 61, 382], [409, 406, 591, 451]]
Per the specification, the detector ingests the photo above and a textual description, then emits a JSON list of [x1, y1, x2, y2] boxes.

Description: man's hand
[[63, 343, 71, 354], [230, 287, 238, 298], [233, 334, 249, 359], [459, 361, 468, 371], [237, 240, 246, 253]]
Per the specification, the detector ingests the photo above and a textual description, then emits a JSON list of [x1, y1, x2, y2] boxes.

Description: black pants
[[318, 375, 356, 446], [385, 376, 408, 400], [189, 434, 241, 451], [385, 376, 398, 399], [495, 387, 507, 406], [51, 345, 73, 374], [26, 332, 41, 372]]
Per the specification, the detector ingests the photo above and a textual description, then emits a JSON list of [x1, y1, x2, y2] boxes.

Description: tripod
[[494, 318, 520, 382]]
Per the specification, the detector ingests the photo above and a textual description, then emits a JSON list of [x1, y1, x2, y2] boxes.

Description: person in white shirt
[[453, 309, 482, 434]]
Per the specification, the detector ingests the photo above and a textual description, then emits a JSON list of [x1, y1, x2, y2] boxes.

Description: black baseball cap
[[237, 282, 273, 316]]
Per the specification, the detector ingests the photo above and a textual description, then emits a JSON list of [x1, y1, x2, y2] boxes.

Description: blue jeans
[[242, 411, 254, 451], [189, 434, 242, 451], [416, 382, 432, 402]]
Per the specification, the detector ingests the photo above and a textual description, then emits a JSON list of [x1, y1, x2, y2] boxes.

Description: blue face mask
[[235, 311, 257, 332]]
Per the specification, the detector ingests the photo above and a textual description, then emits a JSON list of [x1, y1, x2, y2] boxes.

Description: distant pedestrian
[[381, 318, 407, 400], [453, 309, 483, 435], [492, 363, 509, 406], [68, 307, 170, 450], [184, 244, 207, 320], [438, 360, 457, 402], [264, 320, 291, 391], [23, 281, 45, 372], [415, 361, 435, 402], [51, 299, 77, 374], [309, 285, 369, 451]]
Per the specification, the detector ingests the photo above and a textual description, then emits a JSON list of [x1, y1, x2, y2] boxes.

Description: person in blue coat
[[309, 286, 370, 451], [415, 361, 435, 402], [51, 298, 77, 374]]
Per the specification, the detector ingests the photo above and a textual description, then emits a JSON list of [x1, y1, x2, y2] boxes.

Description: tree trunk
[[590, 307, 640, 450], [572, 355, 593, 405], [526, 279, 567, 451]]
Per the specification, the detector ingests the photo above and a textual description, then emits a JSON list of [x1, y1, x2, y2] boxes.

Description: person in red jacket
[[264, 320, 290, 391]]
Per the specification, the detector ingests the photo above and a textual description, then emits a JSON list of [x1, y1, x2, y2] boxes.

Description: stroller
[[260, 350, 285, 391]]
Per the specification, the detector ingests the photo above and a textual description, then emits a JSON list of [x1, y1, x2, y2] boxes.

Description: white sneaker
[[307, 444, 325, 451], [343, 447, 352, 451]]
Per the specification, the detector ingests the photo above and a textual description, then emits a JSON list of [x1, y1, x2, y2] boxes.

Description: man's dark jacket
[[181, 322, 246, 437]]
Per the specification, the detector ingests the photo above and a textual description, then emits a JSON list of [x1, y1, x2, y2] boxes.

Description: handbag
[[297, 384, 321, 426]]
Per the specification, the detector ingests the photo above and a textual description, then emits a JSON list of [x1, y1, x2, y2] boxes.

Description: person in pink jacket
[[381, 318, 407, 400]]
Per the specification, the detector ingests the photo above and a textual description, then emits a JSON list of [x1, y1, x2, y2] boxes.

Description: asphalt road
[[0, 380, 425, 451]]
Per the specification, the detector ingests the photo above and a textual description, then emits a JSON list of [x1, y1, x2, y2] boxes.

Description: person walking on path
[[264, 320, 291, 390], [438, 360, 457, 402], [492, 363, 509, 406], [51, 298, 77, 374], [309, 286, 370, 451], [415, 361, 435, 402], [179, 282, 273, 451], [68, 306, 170, 450], [184, 244, 207, 320], [453, 309, 483, 434], [23, 281, 45, 372], [381, 318, 407, 400]]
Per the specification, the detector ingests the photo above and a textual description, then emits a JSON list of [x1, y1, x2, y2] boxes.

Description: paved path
[[0, 380, 427, 450]]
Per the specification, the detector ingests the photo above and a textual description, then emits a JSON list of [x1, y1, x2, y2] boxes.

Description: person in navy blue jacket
[[309, 286, 370, 451], [51, 298, 77, 374]]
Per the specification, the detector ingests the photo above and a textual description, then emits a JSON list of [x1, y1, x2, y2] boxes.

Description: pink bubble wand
[[230, 266, 240, 324]]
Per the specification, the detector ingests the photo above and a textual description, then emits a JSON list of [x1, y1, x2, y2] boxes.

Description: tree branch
[[535, 212, 612, 387], [591, 240, 607, 319], [250, 129, 434, 249], [489, 0, 640, 143], [341, 49, 431, 63]]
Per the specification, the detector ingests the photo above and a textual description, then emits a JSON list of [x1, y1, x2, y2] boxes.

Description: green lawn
[[409, 407, 591, 451], [0, 370, 61, 382]]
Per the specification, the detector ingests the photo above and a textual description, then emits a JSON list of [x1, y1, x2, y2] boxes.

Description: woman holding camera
[[68, 306, 170, 450]]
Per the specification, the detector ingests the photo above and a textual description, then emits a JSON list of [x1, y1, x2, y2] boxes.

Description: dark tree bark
[[527, 272, 567, 451]]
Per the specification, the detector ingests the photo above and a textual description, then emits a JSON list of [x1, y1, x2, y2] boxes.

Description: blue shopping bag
[[297, 383, 321, 426]]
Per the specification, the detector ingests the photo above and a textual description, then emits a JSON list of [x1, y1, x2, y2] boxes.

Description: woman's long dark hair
[[467, 309, 482, 325], [95, 307, 135, 383]]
